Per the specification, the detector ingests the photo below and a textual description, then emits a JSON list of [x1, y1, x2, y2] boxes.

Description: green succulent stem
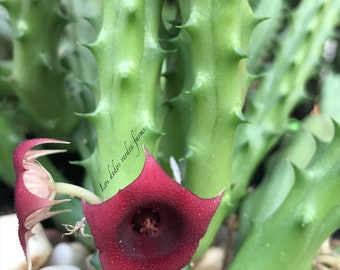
[[0, 108, 23, 186], [175, 0, 258, 258], [84, 0, 166, 200], [5, 0, 81, 137], [178, 0, 256, 198], [229, 121, 340, 270], [230, 0, 340, 210]]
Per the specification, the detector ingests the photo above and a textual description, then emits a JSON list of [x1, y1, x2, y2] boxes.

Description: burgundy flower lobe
[[14, 138, 70, 269], [82, 148, 223, 270]]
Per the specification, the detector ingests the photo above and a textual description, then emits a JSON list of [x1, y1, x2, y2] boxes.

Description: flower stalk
[[54, 182, 101, 204]]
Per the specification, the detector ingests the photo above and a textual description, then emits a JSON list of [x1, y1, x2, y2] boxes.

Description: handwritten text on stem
[[99, 127, 146, 192]]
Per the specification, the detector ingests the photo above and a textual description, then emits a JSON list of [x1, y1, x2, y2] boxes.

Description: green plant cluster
[[1, 0, 340, 269]]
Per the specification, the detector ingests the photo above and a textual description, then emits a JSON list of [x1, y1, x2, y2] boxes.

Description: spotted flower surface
[[14, 138, 70, 269], [82, 148, 223, 270]]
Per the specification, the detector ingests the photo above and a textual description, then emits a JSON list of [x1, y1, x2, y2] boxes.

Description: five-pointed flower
[[14, 138, 70, 270], [82, 148, 223, 270]]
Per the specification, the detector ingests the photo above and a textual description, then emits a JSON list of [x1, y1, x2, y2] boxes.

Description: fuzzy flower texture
[[14, 139, 223, 270]]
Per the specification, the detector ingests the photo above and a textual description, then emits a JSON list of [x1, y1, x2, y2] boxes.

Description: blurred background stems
[[230, 0, 340, 212], [5, 0, 82, 137]]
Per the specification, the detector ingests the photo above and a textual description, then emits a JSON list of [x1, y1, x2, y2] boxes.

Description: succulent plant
[[1, 0, 340, 269]]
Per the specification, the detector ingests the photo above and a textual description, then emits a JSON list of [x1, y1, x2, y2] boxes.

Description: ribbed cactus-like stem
[[173, 0, 258, 258], [229, 121, 340, 270], [231, 0, 340, 208], [178, 0, 257, 197], [5, 0, 80, 137], [83, 0, 166, 200]]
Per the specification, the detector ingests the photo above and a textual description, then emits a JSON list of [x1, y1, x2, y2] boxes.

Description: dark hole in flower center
[[132, 208, 161, 235]]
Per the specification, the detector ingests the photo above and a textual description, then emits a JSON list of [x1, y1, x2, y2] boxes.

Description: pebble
[[41, 266, 81, 270], [0, 213, 52, 270], [193, 246, 225, 270], [48, 242, 91, 269]]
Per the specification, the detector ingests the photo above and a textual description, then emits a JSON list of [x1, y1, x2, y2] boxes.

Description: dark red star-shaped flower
[[82, 148, 223, 270]]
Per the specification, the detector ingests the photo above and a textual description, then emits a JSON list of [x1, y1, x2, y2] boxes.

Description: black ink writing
[[131, 127, 146, 157], [99, 127, 146, 192], [121, 141, 134, 163]]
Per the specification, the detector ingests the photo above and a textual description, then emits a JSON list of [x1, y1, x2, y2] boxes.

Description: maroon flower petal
[[16, 174, 68, 258], [82, 148, 223, 270], [14, 138, 70, 268]]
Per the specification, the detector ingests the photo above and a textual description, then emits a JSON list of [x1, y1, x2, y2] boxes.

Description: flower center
[[132, 208, 160, 235]]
